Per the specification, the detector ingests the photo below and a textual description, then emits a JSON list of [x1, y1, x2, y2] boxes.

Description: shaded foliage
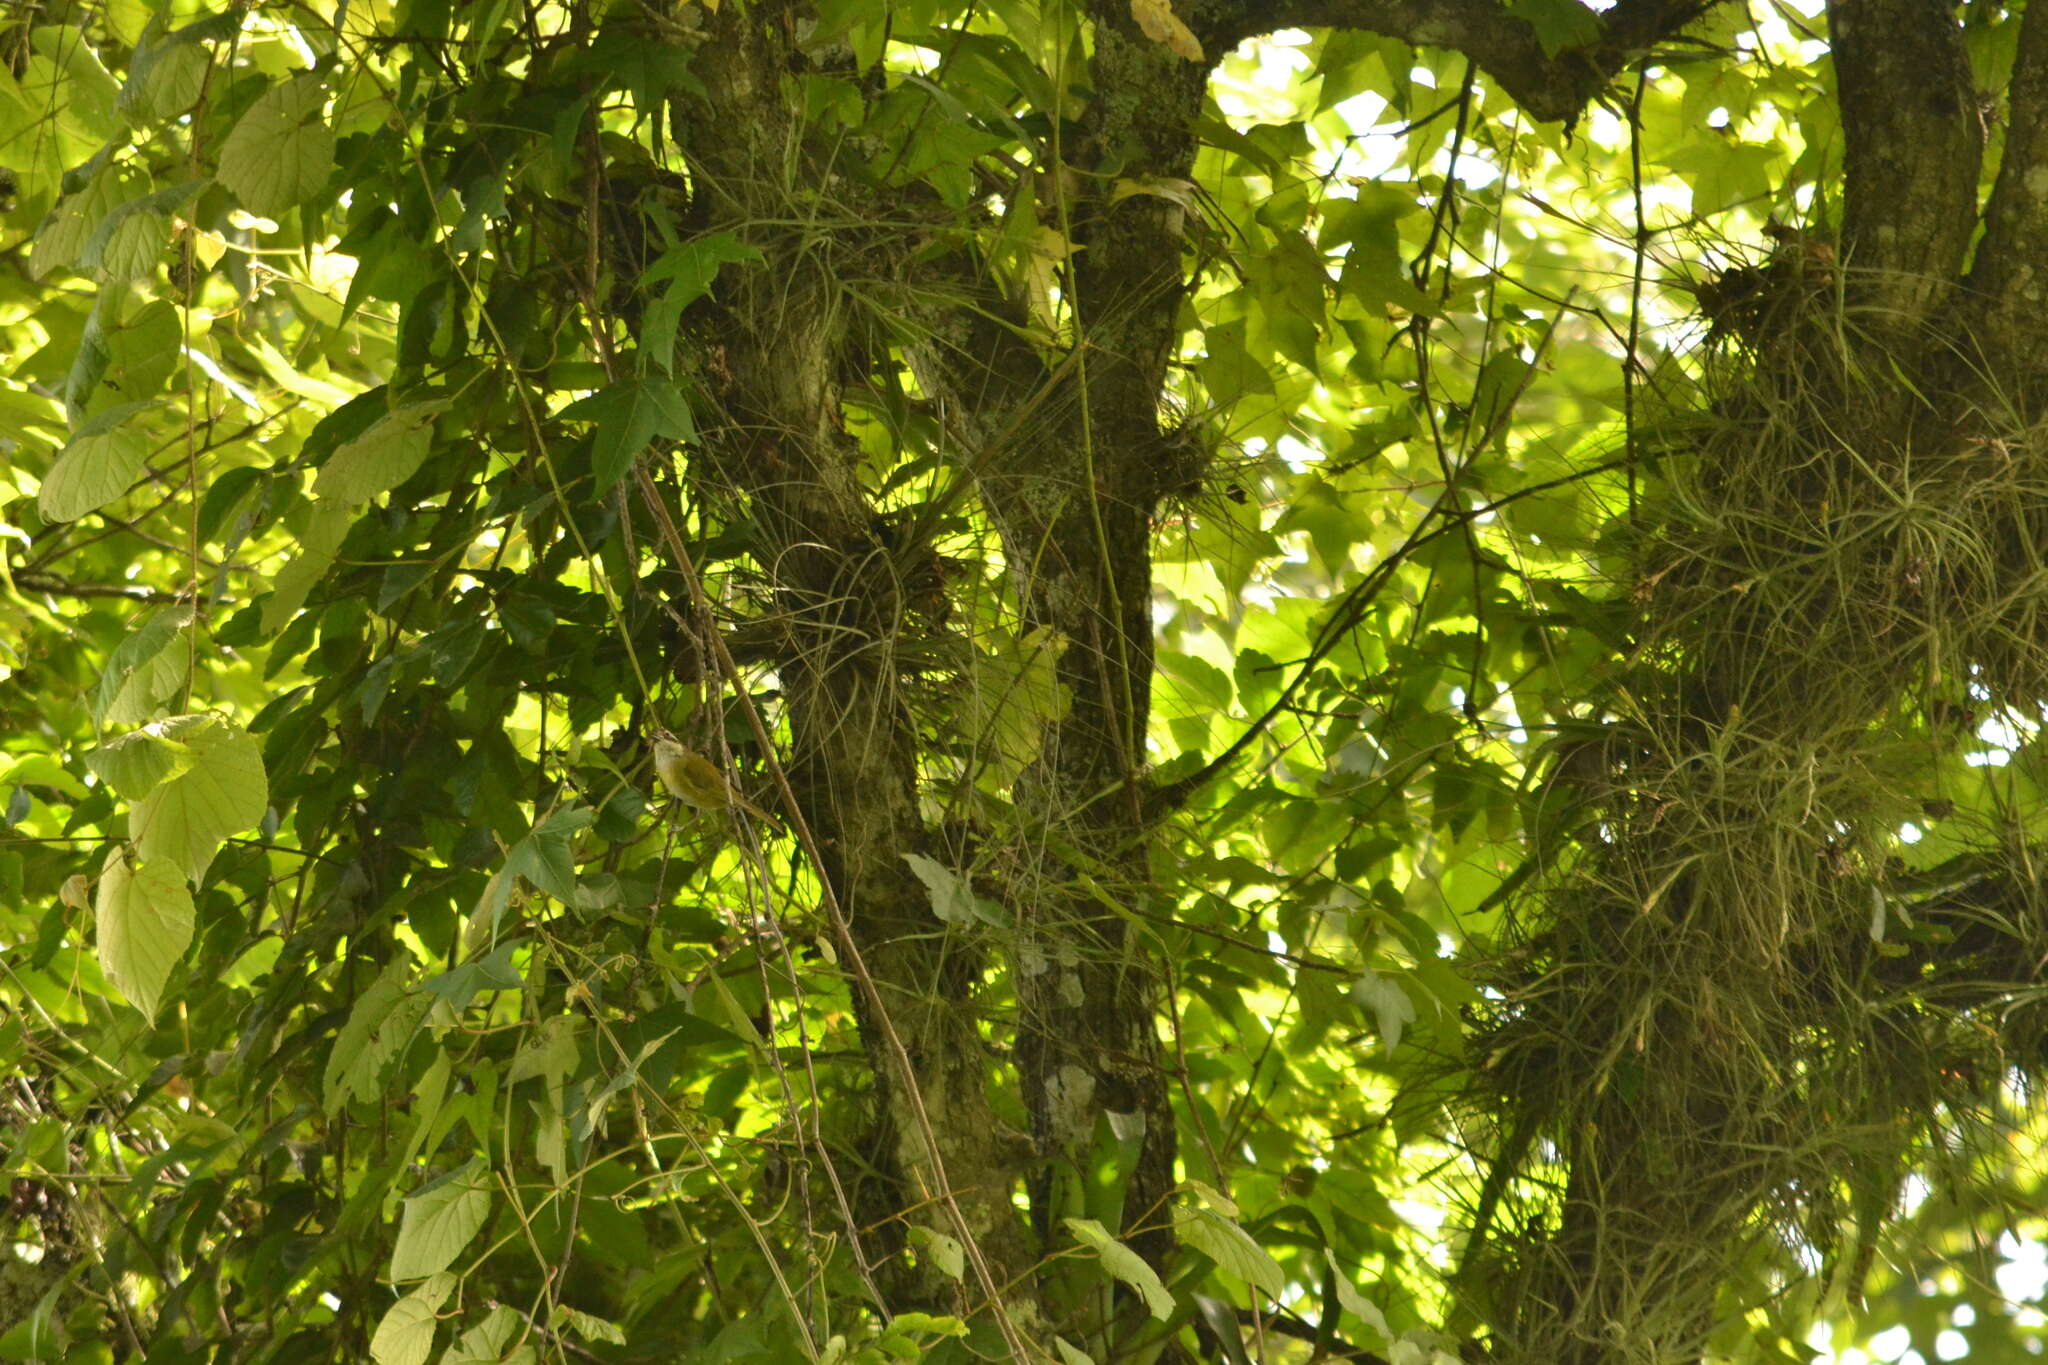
[[4, 1, 2048, 1364]]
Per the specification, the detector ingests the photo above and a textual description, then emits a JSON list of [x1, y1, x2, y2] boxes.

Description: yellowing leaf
[[215, 75, 335, 216], [188, 227, 228, 271], [128, 714, 268, 881], [38, 402, 156, 523], [389, 1157, 493, 1281], [95, 845, 194, 1021], [1130, 0, 1204, 62]]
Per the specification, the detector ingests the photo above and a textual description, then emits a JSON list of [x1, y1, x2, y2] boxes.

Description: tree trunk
[[1465, 2, 2048, 1360], [673, 10, 1043, 1329]]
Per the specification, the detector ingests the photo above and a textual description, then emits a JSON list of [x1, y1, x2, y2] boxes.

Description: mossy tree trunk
[[1465, 3, 2048, 1362]]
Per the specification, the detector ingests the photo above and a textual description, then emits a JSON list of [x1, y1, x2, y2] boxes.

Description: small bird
[[649, 729, 772, 821]]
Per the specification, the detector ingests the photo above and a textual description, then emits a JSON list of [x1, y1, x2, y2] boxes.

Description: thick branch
[[1967, 1, 2048, 380], [1830, 0, 1981, 322], [13, 573, 194, 604], [670, 12, 1042, 1337], [1201, 0, 1719, 123]]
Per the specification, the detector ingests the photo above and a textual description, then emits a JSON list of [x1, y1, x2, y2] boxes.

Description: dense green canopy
[[4, 1, 2048, 1363]]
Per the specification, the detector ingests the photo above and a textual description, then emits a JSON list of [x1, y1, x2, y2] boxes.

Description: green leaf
[[95, 606, 193, 725], [641, 232, 766, 297], [0, 382, 64, 456], [0, 1274, 69, 1361], [508, 1015, 581, 1091], [391, 1050, 454, 1184], [1181, 1179, 1239, 1216], [30, 163, 136, 280], [442, 1305, 529, 1365], [25, 27, 121, 149], [551, 1305, 626, 1347], [902, 852, 977, 925], [473, 803, 597, 945], [324, 950, 431, 1115], [1064, 1217, 1174, 1320], [1505, 0, 1601, 57], [83, 200, 170, 282], [505, 802, 595, 904], [884, 1311, 970, 1341], [262, 501, 354, 635], [1657, 139, 1780, 218], [638, 233, 763, 370], [82, 181, 204, 283], [962, 624, 1070, 784], [390, 1157, 493, 1281], [558, 378, 695, 494], [72, 297, 182, 423], [1174, 1206, 1286, 1297], [95, 845, 195, 1021], [128, 714, 268, 882], [125, 33, 212, 121], [909, 1225, 966, 1282], [421, 940, 523, 1011], [1323, 1251, 1393, 1342], [122, 13, 239, 106], [215, 75, 336, 216], [314, 403, 444, 504], [38, 401, 156, 522], [85, 724, 191, 802], [1465, 352, 1532, 450], [368, 1273, 455, 1365], [1351, 969, 1416, 1054]]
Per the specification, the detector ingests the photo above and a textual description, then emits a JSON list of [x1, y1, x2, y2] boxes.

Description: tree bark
[[1831, 0, 1980, 323], [1970, 1, 2048, 387], [672, 8, 1041, 1327]]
